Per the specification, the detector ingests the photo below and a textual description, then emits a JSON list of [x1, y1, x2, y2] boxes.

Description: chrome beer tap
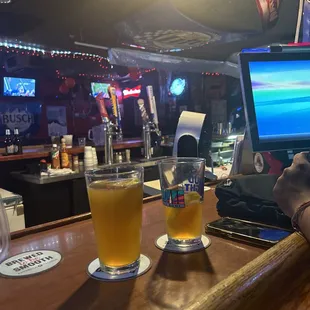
[[96, 88, 122, 165], [142, 120, 161, 160], [102, 118, 117, 165], [102, 86, 125, 164], [138, 86, 161, 160]]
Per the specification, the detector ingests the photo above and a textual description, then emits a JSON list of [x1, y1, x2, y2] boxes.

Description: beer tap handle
[[152, 95, 159, 128], [137, 99, 149, 124], [146, 86, 155, 122], [108, 86, 122, 128], [108, 87, 118, 118], [146, 86, 160, 132], [95, 93, 109, 123]]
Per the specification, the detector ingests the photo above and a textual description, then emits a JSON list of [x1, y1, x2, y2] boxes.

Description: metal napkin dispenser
[[173, 111, 210, 158]]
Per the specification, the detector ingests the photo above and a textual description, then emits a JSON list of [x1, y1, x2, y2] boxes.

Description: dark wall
[[0, 71, 123, 145], [0, 67, 231, 145]]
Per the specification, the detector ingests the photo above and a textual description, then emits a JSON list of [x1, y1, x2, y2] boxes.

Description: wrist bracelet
[[291, 201, 310, 232]]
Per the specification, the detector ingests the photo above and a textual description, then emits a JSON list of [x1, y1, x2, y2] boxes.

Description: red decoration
[[262, 152, 283, 175], [59, 84, 69, 94], [128, 67, 139, 81], [65, 78, 76, 89]]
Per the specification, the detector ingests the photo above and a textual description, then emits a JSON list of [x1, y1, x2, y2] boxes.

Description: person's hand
[[273, 152, 310, 218]]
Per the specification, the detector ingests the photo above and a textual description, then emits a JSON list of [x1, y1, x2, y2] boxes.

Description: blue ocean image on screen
[[3, 77, 36, 97], [249, 60, 310, 141]]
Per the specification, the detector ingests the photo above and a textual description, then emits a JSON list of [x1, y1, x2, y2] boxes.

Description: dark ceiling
[[0, 0, 300, 61]]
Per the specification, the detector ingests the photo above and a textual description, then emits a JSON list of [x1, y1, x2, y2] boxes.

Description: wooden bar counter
[[2, 189, 310, 310], [0, 190, 266, 310]]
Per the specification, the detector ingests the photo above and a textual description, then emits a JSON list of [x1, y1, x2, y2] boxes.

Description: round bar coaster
[[87, 254, 152, 282], [0, 250, 62, 278], [155, 235, 211, 253]]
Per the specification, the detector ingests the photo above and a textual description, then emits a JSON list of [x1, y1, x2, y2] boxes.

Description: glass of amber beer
[[158, 158, 205, 247], [85, 166, 144, 275]]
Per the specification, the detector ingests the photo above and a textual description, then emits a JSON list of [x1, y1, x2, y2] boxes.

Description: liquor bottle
[[51, 144, 60, 169], [4, 129, 14, 155], [13, 128, 23, 155], [60, 138, 70, 168]]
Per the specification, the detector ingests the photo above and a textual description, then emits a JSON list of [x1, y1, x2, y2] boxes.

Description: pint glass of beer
[[85, 166, 144, 275], [158, 158, 205, 247]]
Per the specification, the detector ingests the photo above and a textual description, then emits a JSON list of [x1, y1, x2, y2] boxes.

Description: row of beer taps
[[95, 85, 160, 164]]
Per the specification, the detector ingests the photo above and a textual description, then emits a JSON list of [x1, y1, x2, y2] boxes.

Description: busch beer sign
[[0, 103, 41, 135], [1, 108, 33, 132]]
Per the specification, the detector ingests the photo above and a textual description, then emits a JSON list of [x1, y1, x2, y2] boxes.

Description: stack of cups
[[84, 146, 94, 170], [125, 149, 131, 163], [92, 147, 98, 167]]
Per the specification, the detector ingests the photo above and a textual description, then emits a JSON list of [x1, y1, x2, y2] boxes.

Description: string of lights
[[55, 69, 117, 81], [0, 41, 46, 54], [143, 68, 156, 73], [202, 72, 222, 75], [0, 40, 108, 62], [77, 73, 113, 79], [0, 40, 114, 79], [0, 40, 200, 80]]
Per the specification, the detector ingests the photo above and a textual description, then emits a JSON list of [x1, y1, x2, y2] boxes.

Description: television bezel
[[239, 51, 310, 152], [90, 82, 110, 98], [2, 76, 37, 99]]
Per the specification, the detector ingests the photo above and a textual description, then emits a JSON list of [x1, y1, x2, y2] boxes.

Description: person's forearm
[[297, 207, 310, 242]]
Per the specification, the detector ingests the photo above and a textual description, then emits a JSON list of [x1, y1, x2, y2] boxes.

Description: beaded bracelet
[[291, 201, 310, 232]]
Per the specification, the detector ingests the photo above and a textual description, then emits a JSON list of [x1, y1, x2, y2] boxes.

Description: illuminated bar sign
[[122, 85, 141, 99]]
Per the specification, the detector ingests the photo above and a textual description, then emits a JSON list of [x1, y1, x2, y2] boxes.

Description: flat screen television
[[239, 51, 310, 152], [3, 77, 36, 97], [91, 82, 110, 98]]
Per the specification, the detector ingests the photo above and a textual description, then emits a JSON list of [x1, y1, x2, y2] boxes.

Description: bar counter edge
[[188, 232, 310, 310], [8, 193, 310, 310]]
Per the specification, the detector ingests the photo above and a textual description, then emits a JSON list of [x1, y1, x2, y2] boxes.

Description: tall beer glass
[[158, 157, 205, 247], [85, 166, 144, 275]]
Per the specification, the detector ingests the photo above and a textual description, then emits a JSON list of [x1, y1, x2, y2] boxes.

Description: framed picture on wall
[[46, 106, 67, 136]]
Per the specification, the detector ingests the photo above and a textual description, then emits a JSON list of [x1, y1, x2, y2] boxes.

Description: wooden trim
[[187, 232, 309, 310], [142, 194, 162, 203], [11, 213, 92, 240], [0, 139, 143, 162], [11, 194, 162, 240]]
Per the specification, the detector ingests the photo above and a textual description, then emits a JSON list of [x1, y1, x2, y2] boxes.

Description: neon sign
[[170, 78, 186, 96], [122, 85, 141, 99]]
